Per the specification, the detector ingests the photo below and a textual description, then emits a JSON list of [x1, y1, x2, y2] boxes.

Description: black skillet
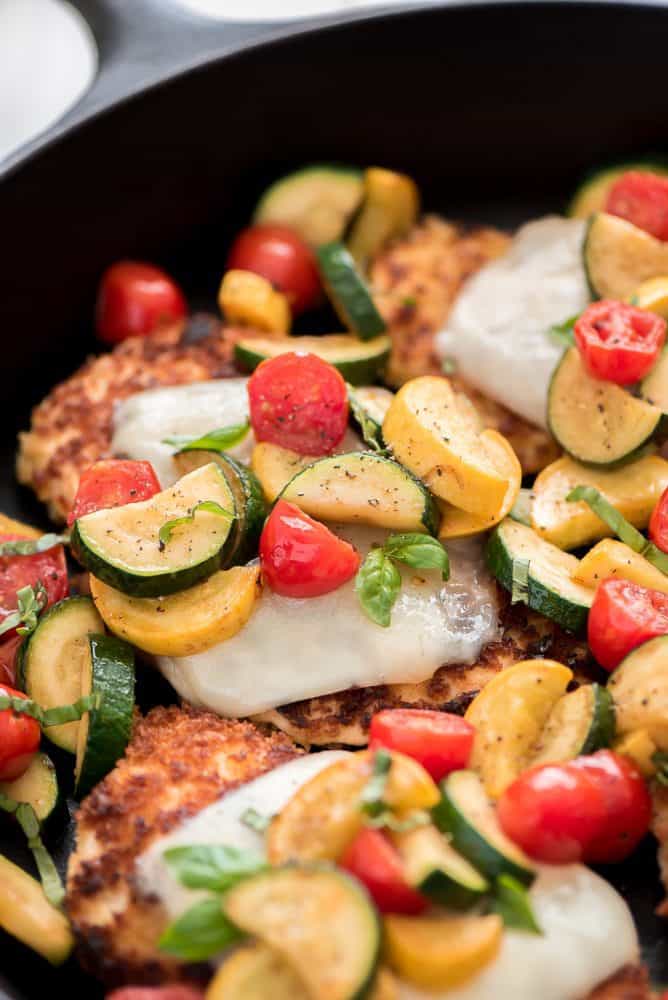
[[1, 1, 668, 995]]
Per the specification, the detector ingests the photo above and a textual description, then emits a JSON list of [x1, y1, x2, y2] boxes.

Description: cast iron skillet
[[2, 2, 668, 995]]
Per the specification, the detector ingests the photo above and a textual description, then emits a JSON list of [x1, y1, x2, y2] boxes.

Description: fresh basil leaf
[[163, 420, 250, 454], [490, 874, 541, 934], [653, 751, 668, 786], [0, 795, 65, 907], [0, 534, 68, 558], [0, 582, 48, 639], [159, 896, 242, 961], [164, 844, 265, 891], [511, 558, 530, 605], [158, 501, 235, 549], [547, 315, 577, 349], [568, 486, 668, 576], [360, 749, 392, 817], [383, 533, 450, 581], [346, 386, 384, 452], [364, 809, 431, 833], [0, 692, 101, 728], [240, 807, 272, 833], [442, 357, 457, 376], [355, 548, 401, 627]]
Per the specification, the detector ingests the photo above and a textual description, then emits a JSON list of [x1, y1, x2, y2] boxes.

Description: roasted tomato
[[574, 300, 666, 385], [340, 828, 427, 915], [68, 459, 161, 526], [606, 170, 668, 241], [96, 261, 187, 345], [588, 578, 668, 672], [0, 534, 68, 640], [369, 709, 475, 782], [0, 684, 41, 782], [247, 352, 348, 455], [0, 635, 22, 687], [260, 500, 360, 598], [227, 224, 320, 316], [649, 485, 668, 554], [570, 751, 651, 863]]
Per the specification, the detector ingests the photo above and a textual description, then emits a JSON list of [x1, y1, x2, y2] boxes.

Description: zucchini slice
[[0, 855, 73, 965], [568, 162, 668, 219], [0, 752, 59, 824], [347, 167, 420, 269], [547, 346, 661, 466], [223, 867, 381, 1000], [584, 211, 668, 299], [207, 943, 309, 1000], [347, 385, 394, 451], [433, 770, 536, 886], [74, 634, 135, 798], [18, 596, 104, 754], [253, 165, 364, 245], [234, 334, 391, 385], [393, 823, 488, 910], [486, 519, 594, 633], [608, 634, 668, 750], [530, 684, 615, 767], [508, 488, 534, 527], [279, 451, 440, 535], [316, 242, 386, 340], [640, 347, 668, 414], [72, 464, 237, 598]]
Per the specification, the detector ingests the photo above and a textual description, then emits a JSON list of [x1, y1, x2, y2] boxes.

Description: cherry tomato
[[649, 485, 668, 554], [248, 352, 348, 455], [0, 684, 40, 781], [259, 500, 360, 598], [574, 300, 666, 385], [369, 709, 475, 782], [0, 635, 21, 687], [96, 261, 187, 345], [497, 761, 606, 863], [587, 578, 668, 672], [570, 751, 651, 862], [227, 225, 320, 316], [606, 170, 668, 241], [106, 988, 204, 1000], [340, 827, 428, 915], [68, 460, 161, 526], [0, 534, 68, 640]]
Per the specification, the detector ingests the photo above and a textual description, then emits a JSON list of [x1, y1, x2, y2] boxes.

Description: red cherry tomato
[[340, 827, 428, 915], [649, 485, 668, 554], [570, 751, 651, 862], [0, 684, 40, 781], [68, 460, 161, 526], [96, 261, 187, 345], [0, 534, 68, 640], [369, 709, 475, 782], [106, 988, 204, 1000], [227, 225, 320, 316], [259, 500, 360, 598], [574, 300, 666, 385], [587, 578, 668, 672], [0, 635, 22, 687], [606, 170, 668, 241], [248, 352, 348, 455]]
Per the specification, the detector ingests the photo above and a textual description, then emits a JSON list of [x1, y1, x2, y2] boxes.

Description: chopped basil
[[364, 809, 431, 833], [0, 534, 68, 558], [164, 844, 265, 892], [0, 795, 64, 907], [567, 485, 668, 575], [511, 558, 530, 604], [0, 582, 48, 639], [490, 874, 541, 934], [360, 749, 393, 817], [547, 315, 577, 349], [240, 807, 272, 833], [158, 500, 235, 549], [158, 896, 242, 962], [442, 357, 457, 376], [0, 692, 101, 728], [163, 420, 250, 454]]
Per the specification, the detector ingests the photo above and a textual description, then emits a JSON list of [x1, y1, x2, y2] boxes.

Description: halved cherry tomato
[[0, 684, 40, 781], [259, 500, 360, 598], [227, 224, 320, 317], [606, 170, 668, 242], [574, 300, 666, 384], [649, 485, 668, 554], [369, 709, 475, 782], [96, 261, 187, 345], [587, 578, 668, 672], [0, 534, 68, 640], [570, 751, 651, 863], [0, 635, 22, 687], [68, 459, 161, 526], [340, 827, 427, 915], [106, 988, 204, 1000], [248, 352, 348, 455]]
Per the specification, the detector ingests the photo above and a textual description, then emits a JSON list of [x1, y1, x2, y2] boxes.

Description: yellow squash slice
[[438, 430, 522, 539], [0, 514, 41, 538], [614, 729, 657, 777], [608, 635, 668, 750], [251, 442, 314, 503], [218, 269, 291, 334], [0, 855, 73, 965], [630, 276, 668, 318], [574, 538, 668, 595], [347, 167, 419, 268]]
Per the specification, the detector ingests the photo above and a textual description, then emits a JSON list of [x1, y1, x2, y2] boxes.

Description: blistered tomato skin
[[260, 500, 360, 598], [588, 578, 668, 672], [574, 300, 666, 385], [340, 828, 428, 915], [570, 751, 651, 863], [650, 485, 668, 554], [68, 459, 161, 526], [369, 709, 475, 781], [606, 170, 668, 241], [0, 684, 41, 782], [0, 534, 68, 640], [248, 352, 349, 455], [96, 261, 187, 345], [227, 224, 321, 317]]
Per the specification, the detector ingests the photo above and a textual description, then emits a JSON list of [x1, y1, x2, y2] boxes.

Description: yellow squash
[[0, 513, 41, 538], [608, 635, 668, 750], [438, 430, 522, 538], [347, 167, 419, 268], [251, 442, 313, 503], [629, 276, 668, 318], [89, 565, 261, 656], [614, 729, 657, 777], [218, 269, 291, 334], [0, 855, 73, 964], [574, 538, 668, 595]]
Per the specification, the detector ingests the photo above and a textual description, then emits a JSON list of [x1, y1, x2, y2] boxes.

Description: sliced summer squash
[[347, 167, 420, 269], [438, 431, 522, 539], [234, 334, 391, 385], [393, 823, 488, 910], [0, 753, 59, 824], [529, 684, 615, 767], [640, 347, 668, 414], [574, 538, 668, 595], [251, 442, 314, 504], [316, 242, 386, 339], [0, 855, 73, 964], [0, 514, 41, 538], [89, 565, 261, 657], [205, 943, 307, 1000], [631, 276, 668, 319], [531, 453, 668, 550], [279, 451, 440, 534], [383, 376, 517, 522], [223, 867, 381, 1000], [486, 519, 595, 633], [547, 346, 661, 465], [568, 162, 668, 219], [72, 464, 237, 598], [218, 270, 290, 334], [608, 635, 668, 750], [253, 165, 365, 245], [584, 212, 668, 299], [613, 729, 658, 777]]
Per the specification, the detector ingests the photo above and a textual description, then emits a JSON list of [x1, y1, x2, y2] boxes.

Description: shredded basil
[[158, 896, 242, 961], [0, 692, 101, 728], [0, 794, 64, 907], [360, 749, 393, 817], [164, 844, 266, 892], [442, 357, 457, 376], [240, 807, 273, 833], [163, 420, 250, 454], [364, 809, 431, 833], [158, 501, 235, 549], [489, 874, 542, 934], [0, 582, 48, 639], [511, 558, 530, 604], [567, 485, 668, 576], [0, 534, 68, 558]]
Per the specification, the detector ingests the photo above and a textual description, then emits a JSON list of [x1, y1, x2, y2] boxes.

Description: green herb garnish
[[0, 692, 102, 728], [158, 501, 235, 549], [489, 874, 541, 934], [0, 582, 48, 639], [163, 420, 250, 454], [240, 807, 273, 833], [547, 315, 577, 349], [347, 385, 385, 452], [355, 534, 450, 627], [0, 534, 68, 558], [158, 896, 242, 962], [360, 749, 393, 817], [0, 795, 64, 907], [511, 557, 530, 604], [567, 485, 668, 575], [164, 844, 265, 892]]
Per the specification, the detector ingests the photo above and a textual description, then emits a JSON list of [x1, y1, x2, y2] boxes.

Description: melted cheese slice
[[156, 530, 498, 716]]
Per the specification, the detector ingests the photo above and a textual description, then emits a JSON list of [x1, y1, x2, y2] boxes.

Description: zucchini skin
[[234, 340, 390, 386], [417, 869, 486, 911], [581, 685, 616, 755]]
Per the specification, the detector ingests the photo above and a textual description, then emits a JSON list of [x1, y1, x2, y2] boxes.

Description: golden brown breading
[[66, 705, 300, 986]]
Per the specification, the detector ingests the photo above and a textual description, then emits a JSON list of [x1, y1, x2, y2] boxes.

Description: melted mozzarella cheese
[[156, 531, 498, 716], [136, 751, 350, 919], [400, 864, 638, 1000], [436, 217, 589, 428]]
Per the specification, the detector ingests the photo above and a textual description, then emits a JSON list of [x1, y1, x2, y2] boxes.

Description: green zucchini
[[394, 823, 488, 910], [508, 488, 534, 527], [433, 770, 536, 887], [74, 634, 135, 798], [347, 385, 394, 450], [253, 165, 364, 245], [18, 596, 104, 754], [316, 242, 386, 340], [0, 753, 59, 824], [223, 866, 380, 1000], [530, 684, 615, 767], [486, 518, 594, 634], [568, 162, 668, 219], [640, 347, 668, 417], [584, 211, 668, 300], [547, 346, 661, 466], [71, 464, 237, 598], [279, 451, 440, 535], [234, 334, 391, 385]]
